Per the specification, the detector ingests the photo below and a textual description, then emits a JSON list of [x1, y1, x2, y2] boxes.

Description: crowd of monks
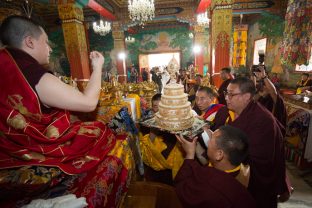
[[138, 64, 304, 208]]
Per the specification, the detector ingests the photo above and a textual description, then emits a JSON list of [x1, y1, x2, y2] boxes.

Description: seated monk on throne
[[0, 16, 133, 207]]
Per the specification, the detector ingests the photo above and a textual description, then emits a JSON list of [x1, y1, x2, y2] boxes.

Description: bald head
[[0, 15, 42, 49]]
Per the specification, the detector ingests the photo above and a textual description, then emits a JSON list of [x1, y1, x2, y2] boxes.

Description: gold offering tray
[[139, 116, 207, 138]]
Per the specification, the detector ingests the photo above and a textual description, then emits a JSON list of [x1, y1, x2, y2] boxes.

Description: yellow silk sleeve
[[139, 134, 171, 171], [139, 134, 184, 179]]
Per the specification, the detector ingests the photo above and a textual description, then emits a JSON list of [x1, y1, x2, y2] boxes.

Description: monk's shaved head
[[0, 15, 42, 48], [216, 125, 249, 166]]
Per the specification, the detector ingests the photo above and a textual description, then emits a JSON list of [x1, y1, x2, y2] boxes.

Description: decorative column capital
[[58, 3, 84, 23], [57, 1, 90, 81], [211, 0, 233, 9], [112, 22, 125, 41]]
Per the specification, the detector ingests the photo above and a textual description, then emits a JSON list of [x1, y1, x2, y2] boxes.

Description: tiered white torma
[[155, 82, 194, 131]]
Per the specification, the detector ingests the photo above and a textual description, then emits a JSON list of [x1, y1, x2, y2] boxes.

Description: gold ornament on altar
[[141, 81, 158, 107], [100, 76, 124, 106], [99, 79, 158, 108]]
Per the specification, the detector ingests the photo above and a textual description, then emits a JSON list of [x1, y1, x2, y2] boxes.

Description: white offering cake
[[155, 82, 194, 131]]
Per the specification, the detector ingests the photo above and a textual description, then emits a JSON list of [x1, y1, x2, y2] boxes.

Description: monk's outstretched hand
[[90, 51, 104, 72], [176, 134, 198, 160]]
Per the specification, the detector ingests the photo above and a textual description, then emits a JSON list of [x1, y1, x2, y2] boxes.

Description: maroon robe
[[211, 105, 231, 131], [258, 93, 287, 130], [217, 101, 288, 208], [175, 159, 256, 208], [218, 79, 232, 105]]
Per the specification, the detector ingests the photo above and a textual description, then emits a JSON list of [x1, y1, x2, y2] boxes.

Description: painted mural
[[48, 26, 193, 75], [125, 27, 193, 68], [247, 12, 285, 70], [246, 11, 309, 88], [281, 0, 312, 66]]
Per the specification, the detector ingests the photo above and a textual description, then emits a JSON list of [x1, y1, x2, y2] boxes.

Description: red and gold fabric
[[0, 138, 134, 208], [0, 48, 115, 174], [68, 138, 134, 208], [0, 48, 133, 207]]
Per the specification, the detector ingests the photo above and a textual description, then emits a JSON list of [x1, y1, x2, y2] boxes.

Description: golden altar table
[[283, 95, 312, 169]]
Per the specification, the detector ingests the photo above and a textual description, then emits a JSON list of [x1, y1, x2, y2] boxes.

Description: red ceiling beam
[[196, 0, 211, 13], [88, 0, 116, 21]]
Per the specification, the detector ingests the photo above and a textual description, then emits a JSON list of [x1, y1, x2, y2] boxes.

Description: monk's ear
[[215, 149, 224, 161], [242, 92, 252, 101], [24, 36, 35, 49]]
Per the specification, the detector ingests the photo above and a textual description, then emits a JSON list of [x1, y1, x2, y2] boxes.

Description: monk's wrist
[[185, 153, 195, 160]]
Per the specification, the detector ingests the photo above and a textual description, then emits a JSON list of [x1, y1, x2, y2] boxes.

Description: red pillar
[[195, 52, 204, 75], [211, 0, 233, 88]]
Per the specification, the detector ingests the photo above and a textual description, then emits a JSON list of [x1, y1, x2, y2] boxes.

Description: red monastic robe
[[175, 159, 256, 208], [0, 48, 133, 208], [258, 94, 287, 130], [215, 101, 288, 208]]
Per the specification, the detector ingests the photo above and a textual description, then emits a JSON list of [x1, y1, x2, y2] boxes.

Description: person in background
[[175, 125, 256, 208], [188, 74, 202, 105], [142, 68, 148, 82], [176, 69, 182, 83], [217, 67, 233, 105], [270, 73, 281, 90], [126, 67, 130, 82], [141, 93, 161, 120], [180, 69, 189, 92], [0, 15, 132, 207], [130, 65, 138, 83], [296, 73, 312, 94], [252, 66, 287, 129], [151, 68, 163, 93], [214, 77, 289, 208]]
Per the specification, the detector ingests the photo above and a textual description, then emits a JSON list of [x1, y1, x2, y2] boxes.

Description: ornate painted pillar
[[57, 1, 90, 89], [111, 21, 127, 83], [194, 25, 205, 75], [211, 0, 233, 87]]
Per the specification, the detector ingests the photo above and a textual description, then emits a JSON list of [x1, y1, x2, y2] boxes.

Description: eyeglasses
[[223, 91, 243, 99]]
